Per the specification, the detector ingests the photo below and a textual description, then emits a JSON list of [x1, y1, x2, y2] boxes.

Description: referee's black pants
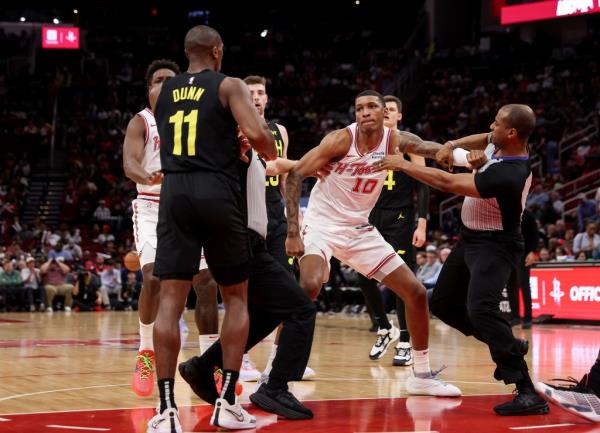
[[200, 231, 316, 383], [430, 228, 530, 384]]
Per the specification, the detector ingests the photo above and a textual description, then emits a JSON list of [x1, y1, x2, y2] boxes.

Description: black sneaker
[[250, 384, 313, 419], [517, 338, 529, 356], [178, 357, 219, 405], [494, 387, 550, 416], [522, 320, 532, 330]]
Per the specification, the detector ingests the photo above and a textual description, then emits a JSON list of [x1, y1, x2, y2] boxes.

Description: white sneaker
[[302, 366, 316, 380], [147, 408, 183, 433], [45, 307, 53, 313], [64, 306, 71, 313], [393, 342, 413, 366], [369, 325, 400, 360], [535, 381, 600, 422], [239, 354, 261, 382], [210, 397, 256, 430], [406, 371, 461, 397]]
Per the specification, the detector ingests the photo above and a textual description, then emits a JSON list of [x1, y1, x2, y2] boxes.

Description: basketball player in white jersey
[[123, 59, 180, 397], [285, 90, 460, 396]]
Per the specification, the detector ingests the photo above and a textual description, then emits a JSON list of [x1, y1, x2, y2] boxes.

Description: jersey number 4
[[169, 110, 198, 156], [383, 170, 396, 190]]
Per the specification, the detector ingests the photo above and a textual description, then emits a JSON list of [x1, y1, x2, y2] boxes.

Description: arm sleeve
[[415, 181, 429, 219]]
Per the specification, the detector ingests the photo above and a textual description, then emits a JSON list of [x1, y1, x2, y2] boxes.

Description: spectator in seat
[[41, 256, 74, 312], [0, 260, 24, 311], [63, 240, 82, 260], [72, 268, 101, 311], [576, 194, 597, 232], [573, 223, 600, 258], [93, 199, 111, 222], [21, 256, 44, 310], [416, 245, 442, 290], [99, 259, 121, 309]]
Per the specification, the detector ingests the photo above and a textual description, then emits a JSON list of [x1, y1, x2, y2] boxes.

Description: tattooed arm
[[285, 129, 350, 256], [390, 130, 443, 160]]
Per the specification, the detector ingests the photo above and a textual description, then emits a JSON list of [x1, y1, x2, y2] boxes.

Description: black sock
[[158, 378, 177, 412], [220, 369, 239, 405], [399, 330, 410, 343]]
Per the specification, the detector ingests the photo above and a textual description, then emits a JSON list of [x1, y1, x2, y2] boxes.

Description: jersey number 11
[[169, 110, 198, 156]]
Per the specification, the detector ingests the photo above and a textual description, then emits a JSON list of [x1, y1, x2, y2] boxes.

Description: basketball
[[124, 251, 141, 271]]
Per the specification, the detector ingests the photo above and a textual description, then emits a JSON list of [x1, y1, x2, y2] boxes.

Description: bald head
[[500, 104, 536, 141], [184, 25, 222, 55]]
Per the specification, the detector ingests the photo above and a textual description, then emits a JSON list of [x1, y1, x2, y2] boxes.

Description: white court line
[[0, 383, 130, 403], [47, 425, 110, 431], [510, 424, 577, 430], [0, 417, 11, 421]]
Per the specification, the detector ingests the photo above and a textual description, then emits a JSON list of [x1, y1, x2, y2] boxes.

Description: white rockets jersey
[[136, 108, 161, 198], [304, 123, 391, 226]]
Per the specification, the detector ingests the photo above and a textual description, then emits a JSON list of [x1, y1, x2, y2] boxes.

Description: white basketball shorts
[[300, 221, 404, 284]]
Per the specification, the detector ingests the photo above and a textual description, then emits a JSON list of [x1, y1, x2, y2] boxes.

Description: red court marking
[[0, 396, 596, 433], [0, 319, 28, 324]]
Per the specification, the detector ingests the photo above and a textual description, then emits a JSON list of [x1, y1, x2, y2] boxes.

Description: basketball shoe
[[393, 342, 413, 366], [250, 383, 313, 419], [405, 369, 462, 397], [239, 353, 261, 382], [132, 350, 155, 397], [369, 324, 400, 360], [147, 407, 182, 433], [210, 397, 256, 430], [178, 356, 218, 404], [494, 383, 549, 416], [535, 375, 600, 422]]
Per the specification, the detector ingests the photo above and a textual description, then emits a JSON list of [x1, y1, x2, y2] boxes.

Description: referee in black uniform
[[359, 95, 429, 366], [150, 25, 275, 430], [374, 104, 549, 416]]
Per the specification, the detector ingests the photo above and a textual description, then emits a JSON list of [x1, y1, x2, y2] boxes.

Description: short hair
[[355, 90, 385, 107], [145, 59, 180, 88], [500, 104, 536, 140], [243, 75, 267, 86], [184, 25, 222, 54], [383, 95, 403, 113]]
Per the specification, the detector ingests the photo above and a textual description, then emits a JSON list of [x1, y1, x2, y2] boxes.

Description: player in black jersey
[[359, 95, 429, 367], [149, 25, 276, 432], [244, 75, 292, 272]]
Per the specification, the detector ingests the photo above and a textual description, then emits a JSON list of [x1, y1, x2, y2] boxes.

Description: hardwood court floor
[[0, 311, 598, 432]]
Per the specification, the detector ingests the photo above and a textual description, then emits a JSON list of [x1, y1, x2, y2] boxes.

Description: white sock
[[199, 334, 219, 355], [262, 344, 278, 376], [139, 320, 154, 352], [413, 348, 431, 376]]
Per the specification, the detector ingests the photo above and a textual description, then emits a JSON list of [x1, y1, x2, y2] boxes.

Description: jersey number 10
[[169, 110, 198, 156]]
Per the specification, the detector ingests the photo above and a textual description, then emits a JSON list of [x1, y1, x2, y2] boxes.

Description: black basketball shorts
[[153, 172, 250, 286]]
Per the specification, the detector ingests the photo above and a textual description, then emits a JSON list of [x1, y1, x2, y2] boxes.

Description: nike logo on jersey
[[397, 212, 405, 220], [225, 407, 245, 422]]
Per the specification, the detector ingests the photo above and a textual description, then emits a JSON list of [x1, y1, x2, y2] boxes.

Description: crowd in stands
[[1, 18, 600, 313]]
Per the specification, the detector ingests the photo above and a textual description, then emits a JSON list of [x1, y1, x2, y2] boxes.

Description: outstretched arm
[[266, 158, 296, 176], [285, 129, 350, 256], [221, 77, 276, 160], [436, 132, 492, 171], [373, 157, 481, 198], [392, 130, 444, 159]]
